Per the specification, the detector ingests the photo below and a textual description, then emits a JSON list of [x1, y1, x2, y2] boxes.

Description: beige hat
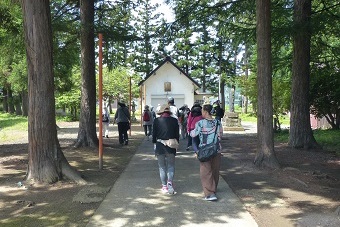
[[157, 104, 171, 115]]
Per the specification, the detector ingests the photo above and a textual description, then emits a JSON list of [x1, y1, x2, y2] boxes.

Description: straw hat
[[157, 104, 171, 115]]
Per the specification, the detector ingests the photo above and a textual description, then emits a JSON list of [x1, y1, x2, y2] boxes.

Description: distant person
[[190, 104, 223, 201], [102, 106, 110, 138], [113, 101, 131, 145], [152, 104, 179, 194], [142, 105, 153, 141], [150, 106, 157, 120], [155, 104, 161, 118], [179, 104, 190, 140], [167, 97, 179, 120], [186, 103, 203, 152], [212, 100, 225, 122]]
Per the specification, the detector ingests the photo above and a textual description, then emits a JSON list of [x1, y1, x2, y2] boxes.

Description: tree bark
[[22, 0, 85, 184], [254, 0, 280, 169], [2, 88, 8, 112], [21, 90, 28, 116], [14, 95, 22, 115], [242, 45, 249, 114], [7, 87, 15, 114], [74, 0, 98, 148], [289, 0, 319, 149]]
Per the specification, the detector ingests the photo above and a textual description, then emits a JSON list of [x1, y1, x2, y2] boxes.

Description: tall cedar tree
[[74, 0, 98, 148], [22, 0, 85, 184], [254, 0, 280, 168], [289, 0, 319, 149]]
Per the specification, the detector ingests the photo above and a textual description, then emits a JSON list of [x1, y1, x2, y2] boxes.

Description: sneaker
[[106, 135, 109, 138], [124, 140, 128, 145], [204, 194, 217, 201], [167, 181, 175, 194], [161, 185, 168, 193]]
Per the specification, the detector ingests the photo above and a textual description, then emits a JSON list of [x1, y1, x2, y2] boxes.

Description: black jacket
[[152, 116, 179, 155]]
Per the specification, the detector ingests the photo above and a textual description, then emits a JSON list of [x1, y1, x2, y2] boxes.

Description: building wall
[[142, 62, 196, 109]]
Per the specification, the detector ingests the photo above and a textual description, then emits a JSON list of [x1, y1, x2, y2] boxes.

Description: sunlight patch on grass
[[0, 113, 28, 131]]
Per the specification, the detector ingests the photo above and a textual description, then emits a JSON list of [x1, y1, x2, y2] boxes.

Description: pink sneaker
[[161, 185, 168, 193]]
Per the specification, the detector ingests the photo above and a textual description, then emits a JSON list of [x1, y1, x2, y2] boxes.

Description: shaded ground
[[0, 122, 339, 226], [220, 132, 340, 227]]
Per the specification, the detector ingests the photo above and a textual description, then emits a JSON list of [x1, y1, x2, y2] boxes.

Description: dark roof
[[138, 56, 201, 88]]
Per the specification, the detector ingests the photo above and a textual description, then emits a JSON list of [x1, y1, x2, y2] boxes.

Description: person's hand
[[153, 143, 156, 151]]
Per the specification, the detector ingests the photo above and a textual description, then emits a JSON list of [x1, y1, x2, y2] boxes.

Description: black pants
[[143, 125, 152, 136], [118, 122, 129, 144]]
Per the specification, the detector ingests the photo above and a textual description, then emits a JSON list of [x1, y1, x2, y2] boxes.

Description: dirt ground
[[0, 121, 339, 227]]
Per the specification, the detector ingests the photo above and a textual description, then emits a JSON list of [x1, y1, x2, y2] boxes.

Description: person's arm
[[125, 107, 131, 121], [175, 119, 180, 141], [113, 110, 118, 124], [190, 120, 202, 137], [152, 119, 157, 143]]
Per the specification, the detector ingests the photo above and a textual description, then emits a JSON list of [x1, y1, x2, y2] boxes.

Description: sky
[[153, 0, 175, 23]]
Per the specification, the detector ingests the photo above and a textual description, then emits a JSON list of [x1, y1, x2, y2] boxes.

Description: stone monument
[[223, 112, 244, 131]]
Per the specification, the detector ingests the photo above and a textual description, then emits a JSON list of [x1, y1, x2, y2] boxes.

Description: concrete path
[[87, 125, 258, 227]]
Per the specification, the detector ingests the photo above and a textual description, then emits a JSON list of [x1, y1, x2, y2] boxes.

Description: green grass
[[238, 112, 290, 125], [313, 129, 340, 155], [238, 112, 257, 123], [274, 129, 340, 155], [0, 113, 28, 131]]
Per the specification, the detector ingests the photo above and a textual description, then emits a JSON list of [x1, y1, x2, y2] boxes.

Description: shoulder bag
[[197, 121, 219, 162]]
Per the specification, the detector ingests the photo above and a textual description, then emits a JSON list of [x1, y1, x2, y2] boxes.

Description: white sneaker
[[167, 181, 175, 194], [204, 194, 217, 201]]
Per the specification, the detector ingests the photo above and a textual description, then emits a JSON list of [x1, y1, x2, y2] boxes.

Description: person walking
[[179, 105, 190, 140], [167, 97, 179, 119], [190, 104, 223, 201], [102, 106, 110, 138], [113, 101, 131, 145], [142, 105, 153, 141], [186, 103, 203, 152], [212, 100, 225, 122], [152, 104, 179, 195]]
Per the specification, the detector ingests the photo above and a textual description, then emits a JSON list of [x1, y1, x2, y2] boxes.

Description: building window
[[164, 82, 171, 92]]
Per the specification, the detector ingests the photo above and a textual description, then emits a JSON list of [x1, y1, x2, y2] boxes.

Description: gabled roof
[[138, 56, 201, 88]]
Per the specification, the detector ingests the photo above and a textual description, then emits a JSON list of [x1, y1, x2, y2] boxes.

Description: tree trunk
[[2, 88, 8, 112], [14, 95, 22, 115], [7, 87, 15, 114], [74, 0, 98, 148], [22, 0, 85, 184], [254, 0, 280, 169], [21, 90, 28, 116], [220, 79, 226, 111], [289, 0, 319, 149], [242, 45, 249, 114]]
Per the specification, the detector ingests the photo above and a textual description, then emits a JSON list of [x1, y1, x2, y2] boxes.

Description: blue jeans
[[157, 152, 175, 185]]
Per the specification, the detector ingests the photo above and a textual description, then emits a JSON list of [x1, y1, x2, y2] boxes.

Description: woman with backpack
[[142, 105, 153, 141], [190, 104, 223, 201]]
